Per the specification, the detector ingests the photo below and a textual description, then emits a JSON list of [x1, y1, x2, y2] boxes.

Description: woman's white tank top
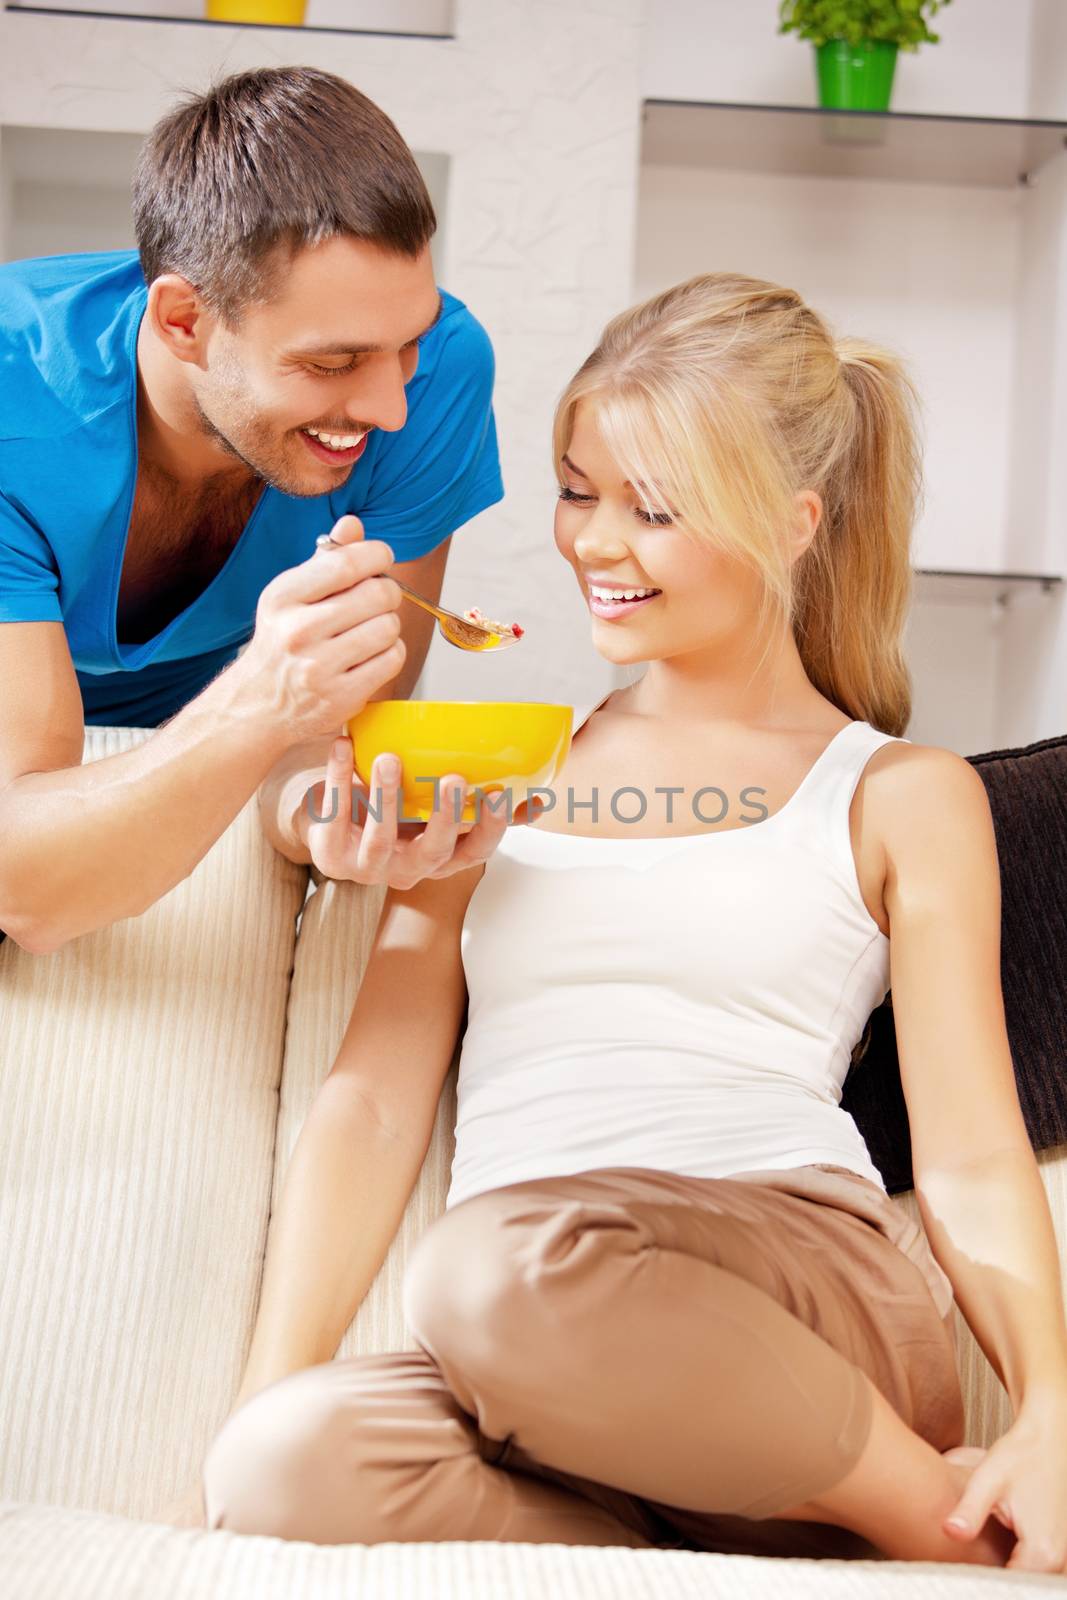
[[445, 701, 906, 1212]]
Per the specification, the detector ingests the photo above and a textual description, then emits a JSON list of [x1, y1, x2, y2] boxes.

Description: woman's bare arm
[[231, 860, 484, 1411], [876, 743, 1067, 1414]]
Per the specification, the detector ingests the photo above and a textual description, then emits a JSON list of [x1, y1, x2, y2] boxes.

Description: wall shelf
[[4, 1, 454, 39], [642, 99, 1067, 189], [913, 569, 1064, 604], [1, 123, 451, 276]]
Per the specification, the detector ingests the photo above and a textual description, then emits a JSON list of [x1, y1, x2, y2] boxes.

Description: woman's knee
[[403, 1186, 650, 1376], [202, 1367, 342, 1538], [404, 1194, 510, 1357], [204, 1352, 498, 1545]]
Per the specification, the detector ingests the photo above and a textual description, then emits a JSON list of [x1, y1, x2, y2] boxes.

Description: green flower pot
[[815, 39, 899, 110]]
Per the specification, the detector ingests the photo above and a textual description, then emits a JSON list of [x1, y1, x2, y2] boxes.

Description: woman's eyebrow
[[293, 295, 445, 358], [562, 453, 654, 494]]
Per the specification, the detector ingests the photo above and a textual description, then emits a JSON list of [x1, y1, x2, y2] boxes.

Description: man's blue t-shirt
[[0, 250, 505, 726]]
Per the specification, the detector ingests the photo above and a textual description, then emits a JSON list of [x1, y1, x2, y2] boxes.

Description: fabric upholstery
[[5, 1499, 1061, 1598], [0, 727, 308, 1518]]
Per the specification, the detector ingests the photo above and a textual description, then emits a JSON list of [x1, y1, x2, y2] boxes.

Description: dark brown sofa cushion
[[841, 731, 1067, 1195]]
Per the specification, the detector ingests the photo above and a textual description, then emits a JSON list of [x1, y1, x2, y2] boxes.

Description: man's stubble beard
[[191, 362, 346, 500]]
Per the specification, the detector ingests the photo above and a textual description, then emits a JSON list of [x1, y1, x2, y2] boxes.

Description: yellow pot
[[346, 701, 574, 825], [205, 1, 307, 25]]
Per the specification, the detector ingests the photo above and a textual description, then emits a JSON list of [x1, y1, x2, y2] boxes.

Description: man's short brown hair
[[132, 65, 436, 322]]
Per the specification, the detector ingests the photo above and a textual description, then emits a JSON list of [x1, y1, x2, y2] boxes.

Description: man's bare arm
[[0, 620, 296, 952], [0, 522, 405, 953]]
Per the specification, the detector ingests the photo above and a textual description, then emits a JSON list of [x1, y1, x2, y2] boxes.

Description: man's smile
[[299, 427, 370, 466]]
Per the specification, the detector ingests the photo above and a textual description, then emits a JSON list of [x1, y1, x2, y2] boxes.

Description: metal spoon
[[315, 533, 522, 652]]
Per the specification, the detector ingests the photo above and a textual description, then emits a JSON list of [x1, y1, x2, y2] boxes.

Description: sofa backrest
[[0, 727, 308, 1518]]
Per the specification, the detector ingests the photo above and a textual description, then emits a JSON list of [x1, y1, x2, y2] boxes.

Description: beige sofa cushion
[[3, 1500, 1059, 1598], [0, 727, 308, 1519], [276, 869, 459, 1358]]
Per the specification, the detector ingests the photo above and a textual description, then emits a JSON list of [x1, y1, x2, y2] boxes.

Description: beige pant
[[203, 1163, 965, 1560]]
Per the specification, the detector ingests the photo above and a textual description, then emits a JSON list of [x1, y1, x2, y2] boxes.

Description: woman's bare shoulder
[[861, 738, 994, 860]]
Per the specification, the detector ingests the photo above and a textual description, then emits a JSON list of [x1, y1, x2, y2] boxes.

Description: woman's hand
[[151, 1479, 206, 1529], [298, 736, 539, 891], [942, 1404, 1067, 1571]]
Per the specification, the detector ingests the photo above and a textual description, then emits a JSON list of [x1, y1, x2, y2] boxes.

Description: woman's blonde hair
[[552, 272, 923, 736]]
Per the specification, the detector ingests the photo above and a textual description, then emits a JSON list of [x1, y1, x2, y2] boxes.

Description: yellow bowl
[[346, 701, 574, 824], [205, 1, 307, 25]]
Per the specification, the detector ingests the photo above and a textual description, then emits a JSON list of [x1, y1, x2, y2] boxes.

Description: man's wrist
[[192, 651, 293, 767]]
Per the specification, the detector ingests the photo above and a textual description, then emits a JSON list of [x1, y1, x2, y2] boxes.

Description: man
[[0, 66, 518, 955]]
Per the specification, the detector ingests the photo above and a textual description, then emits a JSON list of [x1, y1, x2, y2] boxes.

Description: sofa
[[1, 721, 1065, 1599]]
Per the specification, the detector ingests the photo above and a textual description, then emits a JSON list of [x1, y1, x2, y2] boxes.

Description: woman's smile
[[586, 584, 662, 620]]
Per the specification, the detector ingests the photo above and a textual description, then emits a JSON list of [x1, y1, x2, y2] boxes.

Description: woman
[[194, 274, 1067, 1568]]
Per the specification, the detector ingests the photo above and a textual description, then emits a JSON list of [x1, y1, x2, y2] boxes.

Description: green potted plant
[[778, 0, 953, 112]]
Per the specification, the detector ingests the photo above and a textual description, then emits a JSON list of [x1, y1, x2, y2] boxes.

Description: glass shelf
[[642, 100, 1067, 189], [4, 1, 454, 39], [912, 568, 1063, 604]]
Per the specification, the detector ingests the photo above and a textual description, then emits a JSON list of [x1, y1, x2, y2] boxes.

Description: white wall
[[1025, 0, 1067, 118], [903, 600, 1002, 754]]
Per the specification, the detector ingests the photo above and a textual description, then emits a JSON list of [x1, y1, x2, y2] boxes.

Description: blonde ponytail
[[793, 338, 922, 736]]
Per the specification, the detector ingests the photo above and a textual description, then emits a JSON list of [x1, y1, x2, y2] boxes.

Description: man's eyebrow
[[292, 294, 445, 358]]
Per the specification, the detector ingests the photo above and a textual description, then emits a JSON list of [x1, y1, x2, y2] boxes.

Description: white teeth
[[306, 428, 367, 451], [589, 584, 659, 602]]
